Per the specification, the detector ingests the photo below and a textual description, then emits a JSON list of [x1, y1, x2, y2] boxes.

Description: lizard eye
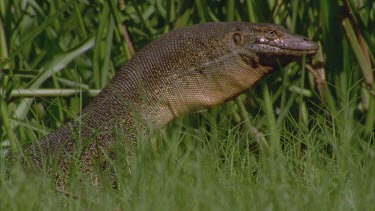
[[266, 29, 278, 39], [233, 32, 243, 45]]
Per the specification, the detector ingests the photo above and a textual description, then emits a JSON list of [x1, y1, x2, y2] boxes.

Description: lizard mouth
[[279, 44, 319, 56], [250, 43, 319, 56], [244, 42, 319, 68]]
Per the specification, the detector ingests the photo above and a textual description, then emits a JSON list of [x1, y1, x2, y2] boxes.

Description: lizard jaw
[[247, 43, 319, 57]]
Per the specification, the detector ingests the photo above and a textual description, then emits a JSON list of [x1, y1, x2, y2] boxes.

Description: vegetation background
[[1, 0, 374, 210]]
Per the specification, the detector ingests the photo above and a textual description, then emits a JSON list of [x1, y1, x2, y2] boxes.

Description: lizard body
[[25, 22, 318, 172]]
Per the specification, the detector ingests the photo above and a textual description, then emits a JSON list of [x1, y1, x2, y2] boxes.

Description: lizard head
[[244, 23, 318, 67], [228, 22, 319, 71]]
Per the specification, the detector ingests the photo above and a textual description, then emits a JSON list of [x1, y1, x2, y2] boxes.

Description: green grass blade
[[13, 36, 95, 121]]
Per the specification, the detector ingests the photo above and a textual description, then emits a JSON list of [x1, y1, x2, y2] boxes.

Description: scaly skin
[[24, 22, 318, 175]]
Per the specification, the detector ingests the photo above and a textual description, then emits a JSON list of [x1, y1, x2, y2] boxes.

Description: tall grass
[[1, 0, 374, 210]]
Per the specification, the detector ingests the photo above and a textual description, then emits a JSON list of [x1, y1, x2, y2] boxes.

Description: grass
[[1, 0, 374, 210]]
